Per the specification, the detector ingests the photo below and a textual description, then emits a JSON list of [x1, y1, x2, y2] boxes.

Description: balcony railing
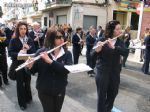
[[46, 0, 72, 7], [97, 0, 108, 4]]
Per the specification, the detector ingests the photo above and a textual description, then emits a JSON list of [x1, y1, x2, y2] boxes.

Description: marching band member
[[142, 29, 150, 75], [29, 22, 45, 50], [8, 21, 35, 110], [0, 27, 9, 87], [122, 26, 131, 67], [72, 27, 84, 64], [91, 20, 127, 112], [86, 26, 97, 77], [26, 27, 72, 112]]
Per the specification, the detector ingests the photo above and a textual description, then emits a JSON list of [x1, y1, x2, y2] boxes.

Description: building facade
[[40, 0, 108, 31]]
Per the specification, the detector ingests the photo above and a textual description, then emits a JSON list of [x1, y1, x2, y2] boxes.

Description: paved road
[[0, 52, 150, 112]]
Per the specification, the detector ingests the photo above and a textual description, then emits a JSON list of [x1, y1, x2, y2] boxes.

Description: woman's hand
[[23, 44, 30, 50], [26, 57, 34, 69], [95, 41, 104, 53], [107, 38, 115, 49], [34, 36, 39, 41], [19, 49, 27, 54], [40, 52, 53, 64]]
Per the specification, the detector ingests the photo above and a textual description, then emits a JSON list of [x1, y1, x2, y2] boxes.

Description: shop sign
[[4, 2, 33, 8], [117, 1, 139, 12]]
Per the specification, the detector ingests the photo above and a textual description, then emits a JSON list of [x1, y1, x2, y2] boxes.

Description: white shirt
[[50, 47, 65, 61], [111, 38, 117, 46], [77, 33, 82, 41], [19, 35, 28, 44], [97, 30, 101, 37]]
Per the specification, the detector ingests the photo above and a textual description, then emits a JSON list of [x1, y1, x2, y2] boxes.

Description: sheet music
[[17, 53, 35, 60], [18, 53, 35, 57], [64, 63, 92, 73], [129, 45, 146, 49]]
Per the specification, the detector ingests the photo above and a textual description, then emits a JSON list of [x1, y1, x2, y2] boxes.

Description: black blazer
[[8, 37, 36, 61], [86, 34, 96, 52], [29, 30, 45, 49], [0, 33, 7, 54], [144, 35, 150, 56], [91, 38, 127, 76], [72, 33, 81, 50], [30, 48, 73, 95], [97, 29, 104, 39]]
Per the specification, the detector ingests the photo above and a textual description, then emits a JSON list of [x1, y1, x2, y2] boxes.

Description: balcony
[[45, 0, 72, 8], [71, 0, 108, 6]]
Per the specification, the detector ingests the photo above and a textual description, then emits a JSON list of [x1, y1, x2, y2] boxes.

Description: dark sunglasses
[[56, 35, 63, 39], [109, 21, 115, 26]]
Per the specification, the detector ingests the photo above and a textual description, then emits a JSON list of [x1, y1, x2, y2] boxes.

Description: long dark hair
[[44, 26, 67, 50], [15, 21, 29, 38], [104, 20, 120, 39]]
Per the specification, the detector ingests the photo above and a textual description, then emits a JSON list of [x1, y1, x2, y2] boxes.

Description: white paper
[[18, 53, 35, 57], [64, 63, 92, 73], [129, 45, 145, 49]]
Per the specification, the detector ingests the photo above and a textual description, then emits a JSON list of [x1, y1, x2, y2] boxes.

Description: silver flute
[[15, 41, 68, 71], [93, 33, 123, 49]]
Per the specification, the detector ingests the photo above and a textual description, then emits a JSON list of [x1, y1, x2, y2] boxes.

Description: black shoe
[[88, 73, 95, 77], [122, 64, 126, 67], [20, 105, 27, 111], [4, 81, 9, 85], [140, 59, 143, 62], [26, 99, 32, 104], [0, 86, 3, 90]]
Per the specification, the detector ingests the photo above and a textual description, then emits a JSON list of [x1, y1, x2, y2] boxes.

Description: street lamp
[[33, 0, 38, 11]]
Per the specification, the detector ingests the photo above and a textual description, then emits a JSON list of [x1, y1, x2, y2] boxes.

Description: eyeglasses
[[56, 35, 63, 39]]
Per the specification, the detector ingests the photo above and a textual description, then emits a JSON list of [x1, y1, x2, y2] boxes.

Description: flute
[[93, 33, 123, 49], [15, 41, 68, 71]]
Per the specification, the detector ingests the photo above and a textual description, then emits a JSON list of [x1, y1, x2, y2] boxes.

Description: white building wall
[[52, 7, 71, 24], [72, 4, 107, 29]]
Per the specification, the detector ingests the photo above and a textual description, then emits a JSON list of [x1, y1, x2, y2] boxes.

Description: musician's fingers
[[26, 58, 34, 69]]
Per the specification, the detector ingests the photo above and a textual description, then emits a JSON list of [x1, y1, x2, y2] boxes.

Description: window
[[44, 17, 47, 26], [56, 15, 67, 25], [83, 15, 97, 31], [131, 12, 139, 30], [113, 11, 127, 29]]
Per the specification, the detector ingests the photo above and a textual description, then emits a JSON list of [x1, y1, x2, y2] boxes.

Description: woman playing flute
[[91, 20, 127, 112], [27, 26, 72, 112], [8, 21, 35, 110]]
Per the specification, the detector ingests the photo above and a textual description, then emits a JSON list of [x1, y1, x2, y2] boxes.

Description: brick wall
[[140, 11, 150, 37]]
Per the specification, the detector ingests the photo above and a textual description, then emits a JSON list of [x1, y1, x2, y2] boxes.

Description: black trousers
[[95, 70, 120, 112], [73, 48, 80, 64], [16, 69, 32, 107], [86, 50, 96, 74], [122, 49, 129, 66], [38, 90, 65, 112], [0, 53, 8, 86], [142, 53, 150, 74]]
